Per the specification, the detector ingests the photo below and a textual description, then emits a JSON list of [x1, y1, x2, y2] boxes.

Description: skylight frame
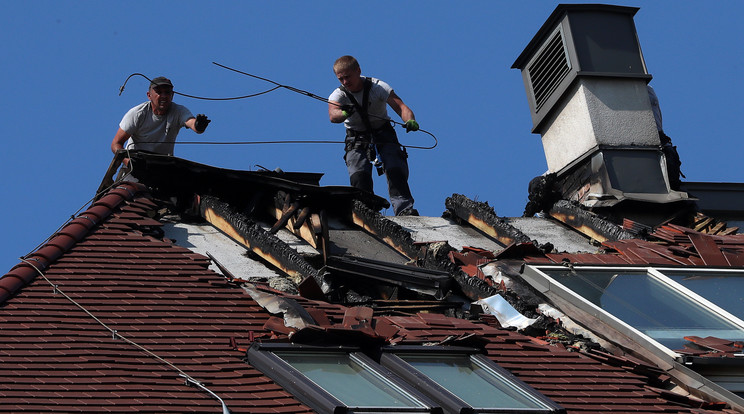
[[379, 345, 565, 414], [522, 265, 744, 358], [247, 342, 439, 414]]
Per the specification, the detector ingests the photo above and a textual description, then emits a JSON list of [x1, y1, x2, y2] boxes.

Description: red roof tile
[[0, 186, 313, 413]]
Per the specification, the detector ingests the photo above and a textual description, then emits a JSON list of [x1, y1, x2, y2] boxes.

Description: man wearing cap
[[111, 76, 210, 157]]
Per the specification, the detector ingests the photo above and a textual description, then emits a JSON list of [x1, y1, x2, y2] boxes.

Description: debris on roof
[[519, 224, 744, 267], [692, 212, 740, 236], [679, 336, 744, 357]]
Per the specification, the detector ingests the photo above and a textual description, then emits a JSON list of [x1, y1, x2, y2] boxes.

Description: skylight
[[248, 343, 435, 414], [525, 266, 744, 351], [275, 350, 428, 409], [381, 346, 564, 413], [249, 343, 563, 414], [386, 353, 551, 412]]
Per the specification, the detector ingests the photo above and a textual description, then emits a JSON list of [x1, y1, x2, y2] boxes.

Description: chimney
[[512, 4, 688, 207]]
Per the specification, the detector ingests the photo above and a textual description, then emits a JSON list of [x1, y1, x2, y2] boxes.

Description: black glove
[[194, 114, 210, 132], [340, 104, 355, 118]]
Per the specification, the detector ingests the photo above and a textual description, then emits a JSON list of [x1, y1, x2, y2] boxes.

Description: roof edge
[[0, 182, 144, 304]]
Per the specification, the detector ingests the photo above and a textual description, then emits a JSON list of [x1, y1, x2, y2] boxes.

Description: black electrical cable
[[211, 62, 438, 149], [117, 69, 438, 150], [118, 72, 281, 100], [212, 62, 332, 105], [170, 140, 341, 145], [133, 138, 436, 150]]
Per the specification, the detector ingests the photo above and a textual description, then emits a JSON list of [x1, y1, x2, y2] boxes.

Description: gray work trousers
[[344, 124, 414, 215]]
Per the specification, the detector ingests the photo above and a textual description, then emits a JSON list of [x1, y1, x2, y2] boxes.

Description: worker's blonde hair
[[333, 55, 359, 73]]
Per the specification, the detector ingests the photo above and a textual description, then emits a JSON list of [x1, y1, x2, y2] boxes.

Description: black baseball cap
[[149, 76, 173, 88]]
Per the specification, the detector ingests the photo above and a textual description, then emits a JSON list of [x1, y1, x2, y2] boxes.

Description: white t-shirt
[[329, 76, 393, 131], [119, 101, 194, 155]]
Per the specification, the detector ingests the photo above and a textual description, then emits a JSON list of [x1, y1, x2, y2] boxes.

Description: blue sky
[[2, 1, 743, 274]]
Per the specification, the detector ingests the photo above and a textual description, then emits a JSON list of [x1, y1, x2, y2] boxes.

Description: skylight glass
[[397, 353, 553, 410], [542, 268, 744, 350], [661, 269, 744, 319], [275, 350, 427, 409]]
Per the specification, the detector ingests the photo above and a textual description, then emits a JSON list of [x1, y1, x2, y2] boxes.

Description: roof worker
[[111, 76, 210, 160], [648, 84, 683, 190], [328, 55, 419, 216]]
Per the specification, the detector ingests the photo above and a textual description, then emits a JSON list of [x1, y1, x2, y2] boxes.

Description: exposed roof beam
[[352, 200, 497, 301], [548, 200, 637, 242], [268, 191, 323, 252], [199, 194, 329, 292], [352, 200, 420, 260], [445, 193, 531, 246], [324, 255, 452, 300]]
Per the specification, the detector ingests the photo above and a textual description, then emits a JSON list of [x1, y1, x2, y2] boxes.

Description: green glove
[[341, 104, 355, 119], [404, 119, 419, 132]]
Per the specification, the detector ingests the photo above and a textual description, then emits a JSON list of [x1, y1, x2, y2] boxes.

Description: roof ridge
[[0, 182, 145, 304]]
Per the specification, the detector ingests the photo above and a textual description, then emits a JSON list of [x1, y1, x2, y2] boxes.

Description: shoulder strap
[[340, 78, 374, 132]]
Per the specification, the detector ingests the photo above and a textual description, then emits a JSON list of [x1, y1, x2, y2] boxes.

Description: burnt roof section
[[549, 199, 641, 242], [445, 193, 532, 247], [112, 150, 390, 212]]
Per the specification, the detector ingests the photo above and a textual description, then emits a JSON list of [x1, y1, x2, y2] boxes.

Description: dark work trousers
[[344, 123, 414, 215]]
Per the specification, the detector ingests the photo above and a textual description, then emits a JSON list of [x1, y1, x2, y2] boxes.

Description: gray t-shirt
[[119, 101, 194, 155], [329, 76, 392, 131]]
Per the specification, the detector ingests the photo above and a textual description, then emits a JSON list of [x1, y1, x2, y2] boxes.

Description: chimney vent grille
[[528, 29, 571, 112]]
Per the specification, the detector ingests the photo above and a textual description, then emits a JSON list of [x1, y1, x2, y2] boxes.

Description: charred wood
[[353, 199, 497, 301], [352, 200, 420, 259], [199, 194, 329, 292], [549, 200, 636, 242], [445, 194, 531, 246]]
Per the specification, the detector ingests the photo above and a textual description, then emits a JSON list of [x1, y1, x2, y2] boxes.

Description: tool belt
[[346, 122, 393, 138], [346, 124, 394, 158], [346, 123, 395, 144], [344, 131, 375, 162]]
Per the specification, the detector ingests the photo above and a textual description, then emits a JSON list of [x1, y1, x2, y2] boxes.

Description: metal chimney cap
[[512, 3, 639, 70]]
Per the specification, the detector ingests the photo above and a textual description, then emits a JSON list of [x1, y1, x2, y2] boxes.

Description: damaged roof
[[529, 223, 744, 267], [1, 152, 744, 413]]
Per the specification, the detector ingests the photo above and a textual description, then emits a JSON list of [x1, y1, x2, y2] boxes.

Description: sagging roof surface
[[1, 152, 741, 413]]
